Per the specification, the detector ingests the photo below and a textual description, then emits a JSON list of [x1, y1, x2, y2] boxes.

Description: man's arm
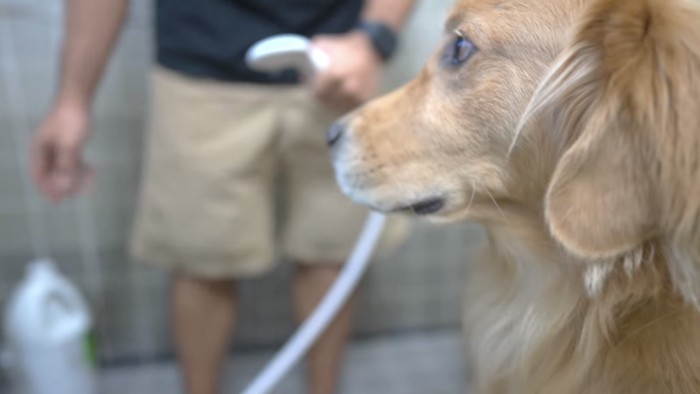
[[311, 0, 416, 112], [57, 0, 130, 107], [32, 0, 130, 202]]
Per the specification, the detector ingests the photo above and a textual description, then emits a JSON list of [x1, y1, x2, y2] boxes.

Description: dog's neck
[[480, 204, 579, 270], [478, 202, 700, 313]]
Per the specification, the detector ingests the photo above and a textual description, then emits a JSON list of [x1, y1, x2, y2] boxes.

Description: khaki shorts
[[130, 68, 405, 278]]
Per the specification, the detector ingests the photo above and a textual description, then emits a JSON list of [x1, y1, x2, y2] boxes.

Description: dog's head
[[331, 0, 576, 220], [331, 0, 700, 267]]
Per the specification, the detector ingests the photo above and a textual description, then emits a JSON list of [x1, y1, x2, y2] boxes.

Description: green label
[[83, 330, 98, 366]]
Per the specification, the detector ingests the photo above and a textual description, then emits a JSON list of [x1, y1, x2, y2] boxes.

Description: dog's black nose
[[326, 122, 345, 147]]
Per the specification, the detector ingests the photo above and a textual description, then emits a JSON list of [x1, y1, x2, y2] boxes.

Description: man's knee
[[172, 271, 238, 294], [295, 262, 343, 274]]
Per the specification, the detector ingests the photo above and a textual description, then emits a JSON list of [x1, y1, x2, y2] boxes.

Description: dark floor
[[99, 328, 469, 394]]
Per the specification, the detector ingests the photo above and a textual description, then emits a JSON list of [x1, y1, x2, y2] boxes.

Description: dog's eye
[[444, 34, 477, 67]]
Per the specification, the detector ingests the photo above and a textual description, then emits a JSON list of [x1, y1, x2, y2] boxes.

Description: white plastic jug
[[3, 259, 97, 394]]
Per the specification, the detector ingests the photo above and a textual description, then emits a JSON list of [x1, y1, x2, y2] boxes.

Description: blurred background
[[0, 0, 485, 392]]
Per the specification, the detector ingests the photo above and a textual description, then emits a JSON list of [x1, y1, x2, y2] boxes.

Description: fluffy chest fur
[[464, 225, 700, 394]]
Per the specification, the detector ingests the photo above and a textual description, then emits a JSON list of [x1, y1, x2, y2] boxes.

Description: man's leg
[[171, 272, 238, 394], [131, 70, 282, 394], [293, 263, 358, 394]]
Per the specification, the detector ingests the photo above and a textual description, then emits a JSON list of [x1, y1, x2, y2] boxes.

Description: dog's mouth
[[395, 197, 446, 216]]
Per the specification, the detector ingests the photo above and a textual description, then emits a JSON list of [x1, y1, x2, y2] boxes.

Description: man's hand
[[31, 101, 93, 203], [310, 31, 383, 112]]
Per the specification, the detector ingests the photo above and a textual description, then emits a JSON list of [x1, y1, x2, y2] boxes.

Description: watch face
[[359, 22, 398, 60]]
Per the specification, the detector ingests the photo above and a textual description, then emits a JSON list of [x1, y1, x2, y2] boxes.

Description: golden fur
[[330, 0, 700, 392]]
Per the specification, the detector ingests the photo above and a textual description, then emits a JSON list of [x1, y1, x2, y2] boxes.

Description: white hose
[[241, 37, 388, 394], [242, 212, 386, 394]]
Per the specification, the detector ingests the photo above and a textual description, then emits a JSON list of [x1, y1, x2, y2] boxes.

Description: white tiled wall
[[0, 0, 483, 363]]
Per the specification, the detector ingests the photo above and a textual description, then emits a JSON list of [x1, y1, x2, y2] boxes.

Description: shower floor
[[100, 328, 469, 394]]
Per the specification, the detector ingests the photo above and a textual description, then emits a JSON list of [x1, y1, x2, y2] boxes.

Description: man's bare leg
[[293, 264, 357, 394], [171, 273, 237, 394]]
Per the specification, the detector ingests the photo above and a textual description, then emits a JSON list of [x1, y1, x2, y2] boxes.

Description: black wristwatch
[[355, 21, 399, 62]]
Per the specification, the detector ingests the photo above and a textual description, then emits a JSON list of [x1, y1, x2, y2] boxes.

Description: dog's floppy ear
[[544, 105, 656, 260], [523, 0, 699, 260]]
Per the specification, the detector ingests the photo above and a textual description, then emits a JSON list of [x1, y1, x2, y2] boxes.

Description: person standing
[[31, 1, 415, 393]]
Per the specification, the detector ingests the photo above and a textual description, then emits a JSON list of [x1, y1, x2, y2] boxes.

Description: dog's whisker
[[464, 180, 477, 217], [485, 188, 508, 224]]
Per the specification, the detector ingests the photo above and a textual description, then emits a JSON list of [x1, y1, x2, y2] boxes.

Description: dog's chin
[[340, 186, 457, 218], [351, 190, 479, 223], [393, 197, 447, 216], [334, 169, 472, 219]]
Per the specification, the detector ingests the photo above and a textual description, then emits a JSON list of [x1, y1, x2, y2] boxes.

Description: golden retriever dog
[[328, 0, 700, 392]]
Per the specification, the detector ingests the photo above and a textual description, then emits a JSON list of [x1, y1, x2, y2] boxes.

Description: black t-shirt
[[156, 0, 364, 84]]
